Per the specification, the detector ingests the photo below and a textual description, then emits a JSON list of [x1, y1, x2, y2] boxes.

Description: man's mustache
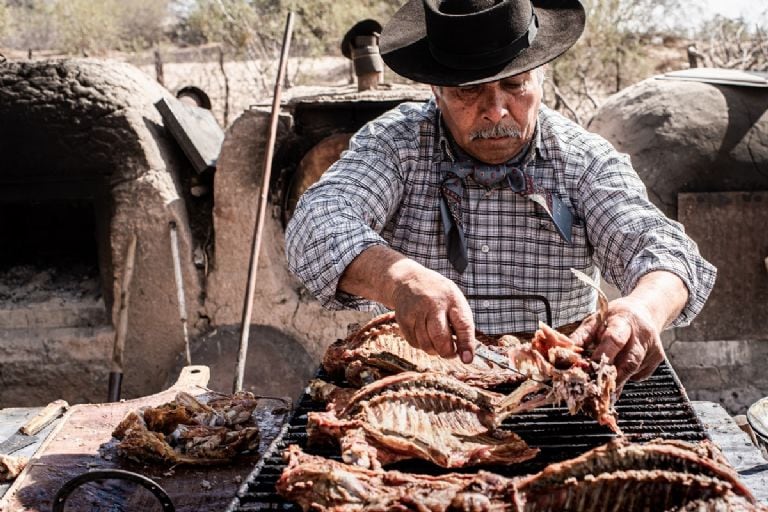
[[470, 123, 522, 140]]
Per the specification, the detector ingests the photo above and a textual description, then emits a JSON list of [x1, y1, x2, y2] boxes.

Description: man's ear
[[431, 85, 441, 99]]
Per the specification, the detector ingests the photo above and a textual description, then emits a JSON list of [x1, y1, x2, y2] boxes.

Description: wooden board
[[155, 98, 224, 174], [0, 366, 289, 512]]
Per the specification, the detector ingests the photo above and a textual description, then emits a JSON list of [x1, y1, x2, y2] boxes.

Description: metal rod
[[465, 293, 553, 327], [234, 11, 295, 393], [169, 221, 191, 365], [108, 233, 138, 402], [107, 373, 122, 403]]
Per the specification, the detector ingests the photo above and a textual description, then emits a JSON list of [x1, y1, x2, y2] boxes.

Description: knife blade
[[473, 344, 552, 387], [0, 399, 69, 455]]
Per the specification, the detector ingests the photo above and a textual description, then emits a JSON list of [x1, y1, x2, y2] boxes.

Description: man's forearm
[[627, 270, 689, 331], [338, 244, 476, 361], [338, 245, 421, 308]]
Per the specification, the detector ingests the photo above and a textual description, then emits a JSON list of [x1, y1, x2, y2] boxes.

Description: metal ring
[[52, 468, 175, 512]]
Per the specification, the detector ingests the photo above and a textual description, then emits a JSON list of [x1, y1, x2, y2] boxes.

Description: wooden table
[[0, 407, 63, 501], [0, 366, 289, 512]]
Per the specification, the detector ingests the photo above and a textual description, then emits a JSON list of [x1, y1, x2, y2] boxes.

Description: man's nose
[[479, 86, 509, 124]]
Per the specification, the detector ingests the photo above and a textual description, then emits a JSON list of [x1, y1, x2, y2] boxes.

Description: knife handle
[[19, 399, 69, 436]]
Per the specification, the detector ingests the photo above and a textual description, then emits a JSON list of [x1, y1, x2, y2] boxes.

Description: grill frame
[[228, 360, 708, 511]]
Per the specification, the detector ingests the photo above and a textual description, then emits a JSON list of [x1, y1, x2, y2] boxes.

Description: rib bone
[[308, 371, 539, 469]]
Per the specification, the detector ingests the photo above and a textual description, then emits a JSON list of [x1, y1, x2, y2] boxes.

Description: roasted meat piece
[[278, 440, 765, 512], [318, 323, 620, 440], [307, 371, 541, 469], [324, 312, 540, 388], [517, 438, 754, 499], [516, 438, 762, 511], [276, 444, 520, 512], [112, 391, 261, 465], [323, 313, 620, 433], [521, 321, 621, 433], [0, 454, 27, 482]]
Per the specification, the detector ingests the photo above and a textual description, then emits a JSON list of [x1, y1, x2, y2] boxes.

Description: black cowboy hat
[[380, 0, 585, 86]]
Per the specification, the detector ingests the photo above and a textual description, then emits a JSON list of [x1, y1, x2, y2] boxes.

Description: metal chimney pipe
[[341, 19, 384, 91]]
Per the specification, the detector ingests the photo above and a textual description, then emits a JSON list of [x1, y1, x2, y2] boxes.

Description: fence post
[[154, 46, 164, 86]]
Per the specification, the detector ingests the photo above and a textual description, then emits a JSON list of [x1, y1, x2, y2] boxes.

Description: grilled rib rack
[[228, 360, 707, 511]]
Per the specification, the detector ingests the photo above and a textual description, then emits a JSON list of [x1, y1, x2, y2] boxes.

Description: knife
[[473, 344, 552, 387], [0, 399, 69, 455]]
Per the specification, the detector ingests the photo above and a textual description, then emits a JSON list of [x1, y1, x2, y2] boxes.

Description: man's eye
[[455, 86, 481, 99], [503, 82, 525, 92]]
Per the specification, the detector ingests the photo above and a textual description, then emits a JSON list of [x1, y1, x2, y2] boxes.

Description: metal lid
[[656, 67, 768, 88]]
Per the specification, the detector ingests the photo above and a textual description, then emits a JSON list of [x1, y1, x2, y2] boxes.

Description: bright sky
[[695, 0, 768, 23], [658, 0, 768, 33]]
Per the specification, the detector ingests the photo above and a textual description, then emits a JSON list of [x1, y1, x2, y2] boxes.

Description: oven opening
[[0, 197, 107, 327]]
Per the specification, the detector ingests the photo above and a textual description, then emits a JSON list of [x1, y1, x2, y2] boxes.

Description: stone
[[588, 76, 768, 219]]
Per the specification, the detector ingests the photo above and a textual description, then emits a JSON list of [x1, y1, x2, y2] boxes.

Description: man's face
[[432, 69, 543, 164]]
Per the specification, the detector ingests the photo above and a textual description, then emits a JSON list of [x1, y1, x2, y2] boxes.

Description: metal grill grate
[[228, 360, 707, 511]]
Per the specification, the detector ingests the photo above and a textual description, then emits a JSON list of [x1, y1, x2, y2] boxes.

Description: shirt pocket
[[527, 213, 592, 271]]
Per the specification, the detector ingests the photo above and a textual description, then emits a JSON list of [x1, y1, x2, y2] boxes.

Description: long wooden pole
[[108, 233, 138, 402], [234, 11, 295, 393]]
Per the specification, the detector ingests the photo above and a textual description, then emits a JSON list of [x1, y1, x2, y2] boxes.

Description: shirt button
[[481, 300, 491, 308], [480, 244, 490, 253]]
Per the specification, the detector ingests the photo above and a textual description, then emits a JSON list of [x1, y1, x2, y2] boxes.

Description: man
[[285, 0, 716, 390]]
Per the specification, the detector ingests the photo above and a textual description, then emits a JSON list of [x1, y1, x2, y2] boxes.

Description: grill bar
[[228, 360, 706, 511]]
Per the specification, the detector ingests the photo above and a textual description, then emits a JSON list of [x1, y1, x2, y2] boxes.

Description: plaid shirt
[[285, 99, 716, 335]]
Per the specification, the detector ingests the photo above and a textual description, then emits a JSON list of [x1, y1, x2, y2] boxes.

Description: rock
[[588, 76, 768, 219]]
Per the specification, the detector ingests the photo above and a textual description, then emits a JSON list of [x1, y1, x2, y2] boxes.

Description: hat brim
[[341, 19, 383, 59], [380, 0, 586, 86]]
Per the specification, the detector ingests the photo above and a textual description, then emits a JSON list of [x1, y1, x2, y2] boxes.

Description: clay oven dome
[[0, 58, 203, 404]]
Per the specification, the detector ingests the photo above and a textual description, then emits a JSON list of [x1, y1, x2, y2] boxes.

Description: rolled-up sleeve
[[285, 118, 408, 310], [577, 142, 717, 327]]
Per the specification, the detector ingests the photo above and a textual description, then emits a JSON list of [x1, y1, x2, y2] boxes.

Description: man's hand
[[390, 267, 476, 362], [569, 297, 665, 391], [338, 245, 476, 362], [568, 270, 689, 392]]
